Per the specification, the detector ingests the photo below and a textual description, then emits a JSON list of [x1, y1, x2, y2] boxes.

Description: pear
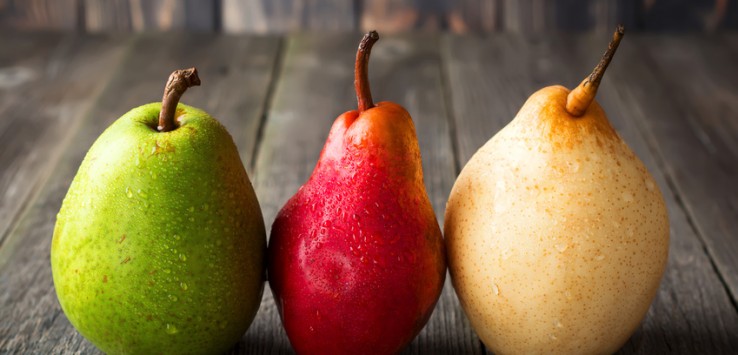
[[268, 32, 446, 354], [444, 26, 669, 354], [51, 68, 266, 354]]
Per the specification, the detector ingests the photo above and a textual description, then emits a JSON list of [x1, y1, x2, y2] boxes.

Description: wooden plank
[[0, 32, 130, 245], [251, 32, 481, 354], [249, 32, 360, 355], [0, 32, 64, 131], [83, 0, 215, 32], [627, 35, 738, 304], [0, 33, 281, 353], [168, 34, 282, 170], [193, 34, 283, 354], [222, 0, 355, 34], [441, 32, 738, 354], [442, 34, 566, 163], [370, 33, 479, 355], [0, 0, 79, 31], [574, 34, 738, 354], [639, 36, 738, 162]]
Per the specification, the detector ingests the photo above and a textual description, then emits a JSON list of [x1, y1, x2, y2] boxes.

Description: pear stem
[[355, 31, 379, 113], [565, 25, 625, 117], [158, 68, 201, 132]]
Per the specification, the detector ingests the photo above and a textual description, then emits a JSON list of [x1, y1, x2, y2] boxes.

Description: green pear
[[51, 68, 266, 354], [445, 27, 669, 354]]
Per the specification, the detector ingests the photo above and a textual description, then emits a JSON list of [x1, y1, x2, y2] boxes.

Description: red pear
[[268, 31, 446, 355]]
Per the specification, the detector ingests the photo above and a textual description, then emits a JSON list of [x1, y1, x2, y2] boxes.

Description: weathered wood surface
[[0, 33, 281, 354], [0, 32, 129, 246], [594, 35, 738, 354], [1, 32, 738, 354], [631, 35, 738, 304], [248, 32, 479, 354], [347, 33, 478, 354]]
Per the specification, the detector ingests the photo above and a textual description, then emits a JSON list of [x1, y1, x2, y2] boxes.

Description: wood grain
[[0, 33, 64, 138], [249, 32, 360, 355], [575, 34, 738, 354], [642, 36, 738, 164], [0, 32, 130, 245], [627, 35, 738, 305], [369, 33, 480, 355], [250, 32, 481, 354], [1, 32, 737, 354], [440, 32, 738, 354], [0, 33, 281, 354]]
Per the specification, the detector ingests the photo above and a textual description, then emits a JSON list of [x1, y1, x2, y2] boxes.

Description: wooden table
[[1, 31, 737, 354]]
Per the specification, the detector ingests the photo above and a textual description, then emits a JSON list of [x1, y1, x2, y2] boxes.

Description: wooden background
[[1, 31, 738, 354], [1, 0, 738, 34], [2, 1, 738, 354]]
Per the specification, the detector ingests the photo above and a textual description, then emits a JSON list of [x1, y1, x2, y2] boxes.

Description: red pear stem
[[158, 68, 201, 132], [355, 31, 379, 113], [565, 25, 624, 117]]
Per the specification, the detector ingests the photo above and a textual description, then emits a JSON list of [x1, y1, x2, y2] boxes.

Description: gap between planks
[[0, 33, 283, 353], [440, 32, 738, 354], [248, 32, 481, 354], [0, 33, 135, 256]]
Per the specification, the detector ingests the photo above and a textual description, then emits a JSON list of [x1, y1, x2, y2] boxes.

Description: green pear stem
[[565, 25, 624, 117], [355, 31, 379, 113], [158, 68, 201, 132]]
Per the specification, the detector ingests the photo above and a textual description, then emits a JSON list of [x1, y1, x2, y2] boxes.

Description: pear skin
[[445, 27, 669, 354], [268, 32, 445, 355], [51, 69, 266, 354]]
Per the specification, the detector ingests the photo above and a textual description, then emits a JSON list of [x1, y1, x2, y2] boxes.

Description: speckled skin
[[268, 102, 446, 355], [445, 86, 669, 354], [51, 103, 266, 354]]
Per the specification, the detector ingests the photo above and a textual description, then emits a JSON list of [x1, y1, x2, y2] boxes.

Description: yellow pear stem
[[565, 25, 625, 117], [355, 31, 379, 113], [158, 68, 201, 132]]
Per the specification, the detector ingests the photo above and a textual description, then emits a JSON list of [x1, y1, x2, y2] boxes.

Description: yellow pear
[[444, 26, 669, 354]]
